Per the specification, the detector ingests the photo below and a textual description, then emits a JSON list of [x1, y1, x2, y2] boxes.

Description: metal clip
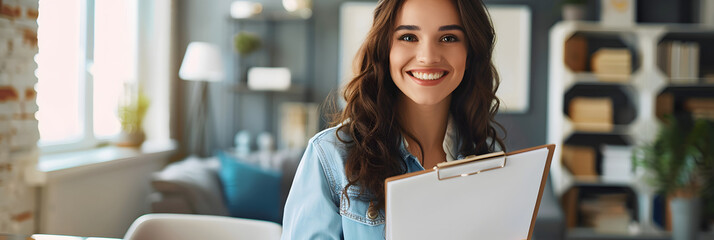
[[433, 151, 507, 181]]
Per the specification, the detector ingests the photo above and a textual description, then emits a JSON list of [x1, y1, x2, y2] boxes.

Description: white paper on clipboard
[[385, 144, 554, 240]]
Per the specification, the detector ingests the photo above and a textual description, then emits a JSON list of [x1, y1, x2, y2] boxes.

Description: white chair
[[123, 214, 282, 240]]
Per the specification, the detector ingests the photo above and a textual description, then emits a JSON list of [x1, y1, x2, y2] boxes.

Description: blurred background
[[0, 0, 713, 239]]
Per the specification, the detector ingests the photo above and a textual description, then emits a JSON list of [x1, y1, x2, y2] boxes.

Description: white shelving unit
[[548, 21, 714, 235]]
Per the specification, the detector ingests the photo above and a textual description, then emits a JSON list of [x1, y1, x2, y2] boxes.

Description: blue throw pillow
[[217, 151, 282, 223]]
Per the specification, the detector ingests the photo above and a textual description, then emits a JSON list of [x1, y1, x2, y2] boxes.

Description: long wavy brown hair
[[333, 0, 505, 210]]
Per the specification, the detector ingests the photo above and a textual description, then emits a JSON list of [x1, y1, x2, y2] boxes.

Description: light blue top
[[281, 123, 468, 240]]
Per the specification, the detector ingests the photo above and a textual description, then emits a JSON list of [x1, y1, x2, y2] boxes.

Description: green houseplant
[[233, 32, 262, 85], [633, 115, 713, 238], [691, 118, 714, 231], [234, 31, 261, 56], [116, 85, 150, 147]]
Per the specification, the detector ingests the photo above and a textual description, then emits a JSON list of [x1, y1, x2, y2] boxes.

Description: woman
[[282, 0, 504, 238]]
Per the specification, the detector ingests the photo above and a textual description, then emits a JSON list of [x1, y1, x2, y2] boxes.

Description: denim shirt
[[281, 123, 470, 240]]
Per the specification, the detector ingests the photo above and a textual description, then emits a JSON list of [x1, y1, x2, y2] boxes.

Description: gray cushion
[[151, 157, 229, 216]]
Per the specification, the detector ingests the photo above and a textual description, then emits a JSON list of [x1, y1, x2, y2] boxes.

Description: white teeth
[[411, 71, 445, 80]]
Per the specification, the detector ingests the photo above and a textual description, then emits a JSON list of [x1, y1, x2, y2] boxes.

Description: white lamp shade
[[179, 42, 224, 82]]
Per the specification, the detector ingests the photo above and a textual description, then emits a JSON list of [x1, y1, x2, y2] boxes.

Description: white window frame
[[39, 0, 171, 154], [39, 0, 100, 153]]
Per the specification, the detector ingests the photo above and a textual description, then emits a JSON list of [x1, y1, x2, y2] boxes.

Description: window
[[37, 0, 169, 153], [36, 0, 84, 146]]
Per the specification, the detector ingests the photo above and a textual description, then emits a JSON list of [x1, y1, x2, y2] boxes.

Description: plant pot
[[116, 130, 146, 147], [669, 196, 701, 240], [562, 4, 586, 21]]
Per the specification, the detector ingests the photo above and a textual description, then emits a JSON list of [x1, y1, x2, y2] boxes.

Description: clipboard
[[384, 144, 555, 240]]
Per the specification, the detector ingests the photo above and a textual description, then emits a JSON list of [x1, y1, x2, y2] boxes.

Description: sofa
[[148, 149, 303, 221], [148, 151, 564, 239]]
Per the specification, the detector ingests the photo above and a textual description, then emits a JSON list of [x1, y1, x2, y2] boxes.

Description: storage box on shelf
[[548, 21, 714, 236]]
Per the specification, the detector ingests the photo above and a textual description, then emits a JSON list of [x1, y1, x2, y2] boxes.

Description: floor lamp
[[179, 42, 224, 157]]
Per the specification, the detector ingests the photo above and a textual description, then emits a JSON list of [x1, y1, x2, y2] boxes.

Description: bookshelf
[[548, 21, 714, 236], [228, 15, 317, 149]]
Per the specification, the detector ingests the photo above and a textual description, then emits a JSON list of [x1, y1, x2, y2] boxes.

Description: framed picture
[[338, 3, 532, 113], [600, 0, 635, 26], [489, 5, 532, 113]]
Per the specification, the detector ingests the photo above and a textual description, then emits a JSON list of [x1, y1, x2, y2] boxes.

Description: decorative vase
[[562, 4, 586, 21], [669, 197, 701, 240], [116, 130, 146, 147]]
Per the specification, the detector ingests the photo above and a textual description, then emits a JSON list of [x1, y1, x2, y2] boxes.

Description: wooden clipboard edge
[[383, 143, 556, 239], [525, 144, 555, 240]]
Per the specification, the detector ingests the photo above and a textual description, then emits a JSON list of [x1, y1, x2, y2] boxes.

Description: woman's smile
[[406, 69, 449, 86]]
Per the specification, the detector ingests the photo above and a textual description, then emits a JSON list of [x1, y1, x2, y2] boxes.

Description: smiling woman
[[388, 0, 469, 168], [280, 0, 504, 239], [389, 0, 467, 106]]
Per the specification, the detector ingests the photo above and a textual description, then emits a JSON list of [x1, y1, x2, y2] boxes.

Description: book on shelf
[[565, 35, 588, 72], [580, 193, 633, 234], [562, 188, 579, 228], [562, 189, 635, 233], [657, 40, 668, 79], [601, 145, 634, 182], [590, 48, 631, 82], [660, 41, 700, 83], [657, 95, 714, 121], [692, 109, 714, 121], [562, 145, 597, 177], [569, 96, 614, 132], [680, 42, 699, 82], [655, 93, 674, 119], [705, 73, 714, 84], [679, 42, 690, 82], [685, 98, 714, 121]]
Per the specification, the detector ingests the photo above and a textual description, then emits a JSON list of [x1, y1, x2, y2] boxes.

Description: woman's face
[[389, 0, 467, 106]]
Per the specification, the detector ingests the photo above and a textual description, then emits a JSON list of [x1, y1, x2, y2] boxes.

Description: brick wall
[[0, 0, 40, 234]]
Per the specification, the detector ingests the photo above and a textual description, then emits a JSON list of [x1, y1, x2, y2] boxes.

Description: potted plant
[[234, 31, 261, 56], [234, 31, 262, 85], [561, 0, 587, 21], [633, 115, 713, 239], [691, 118, 714, 232], [116, 84, 150, 147]]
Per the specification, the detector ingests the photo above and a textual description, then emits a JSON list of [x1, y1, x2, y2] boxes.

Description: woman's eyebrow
[[395, 25, 419, 31], [394, 24, 464, 32], [438, 25, 465, 32]]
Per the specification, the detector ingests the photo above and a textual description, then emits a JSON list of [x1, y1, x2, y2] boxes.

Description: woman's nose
[[416, 42, 441, 64]]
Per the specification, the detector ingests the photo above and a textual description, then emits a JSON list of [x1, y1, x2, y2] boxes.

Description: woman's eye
[[398, 34, 417, 42], [441, 35, 458, 42]]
